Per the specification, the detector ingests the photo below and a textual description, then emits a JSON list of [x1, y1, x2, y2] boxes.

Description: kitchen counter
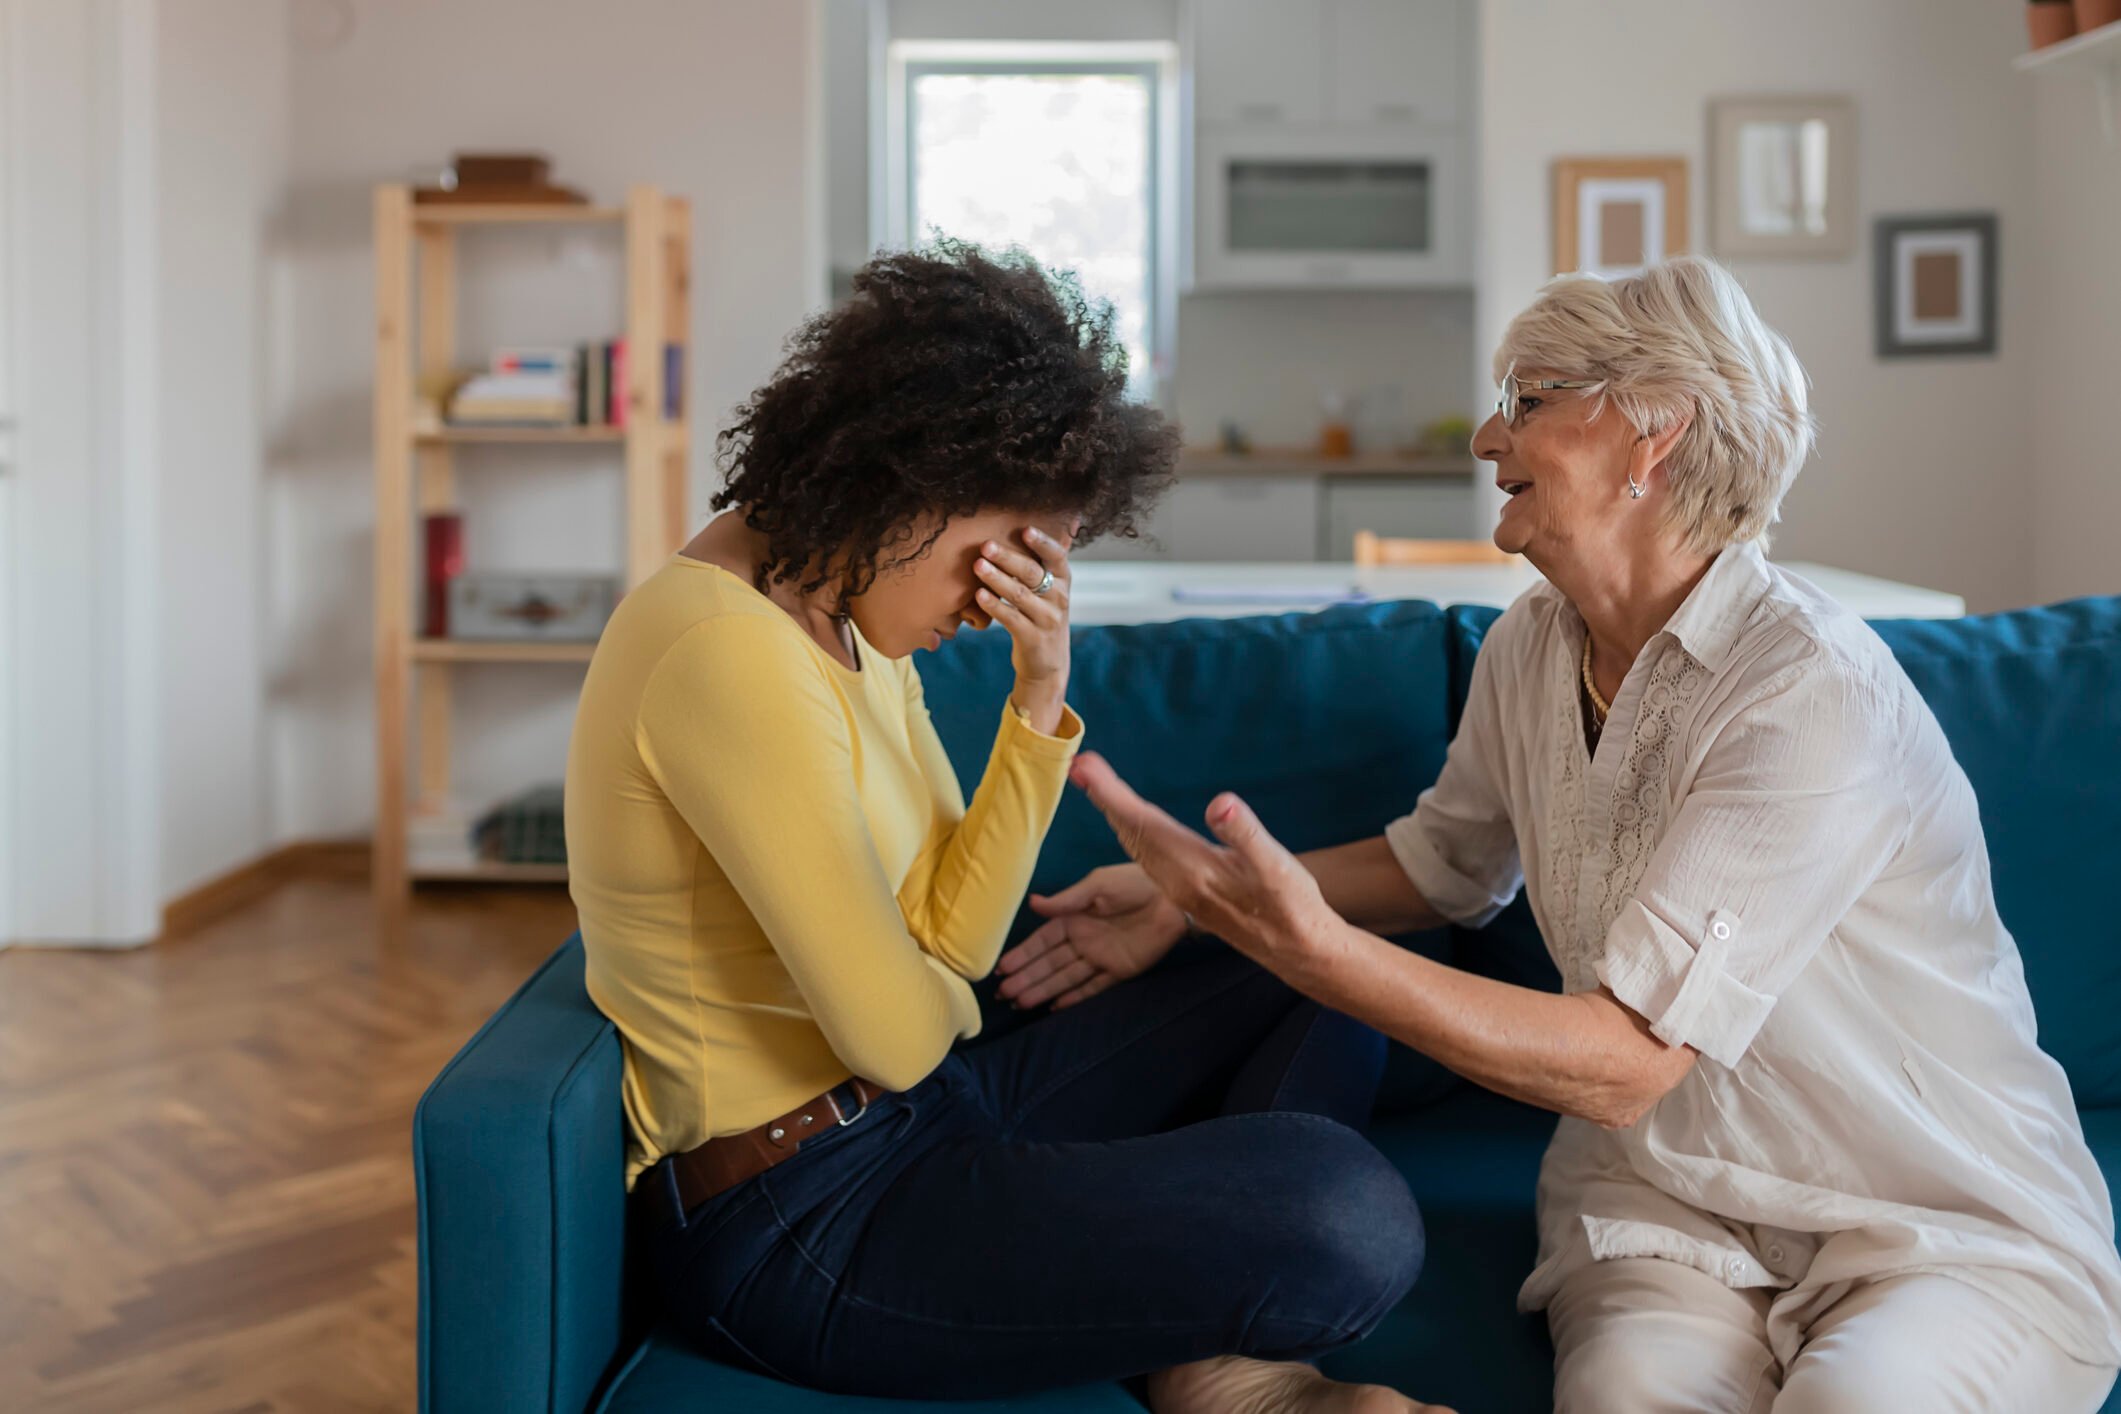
[[1177, 447, 1475, 478], [1069, 560, 1966, 626]]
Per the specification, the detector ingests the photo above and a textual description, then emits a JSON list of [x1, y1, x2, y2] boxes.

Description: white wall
[[1477, 0, 2038, 612], [2029, 66, 2121, 606], [157, 0, 288, 900], [3, 0, 163, 943], [274, 0, 825, 840]]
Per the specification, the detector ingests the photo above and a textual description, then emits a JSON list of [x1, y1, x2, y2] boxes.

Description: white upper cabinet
[[1328, 0, 1461, 129], [1192, 0, 1328, 125], [1192, 0, 1463, 131], [1188, 0, 1473, 287]]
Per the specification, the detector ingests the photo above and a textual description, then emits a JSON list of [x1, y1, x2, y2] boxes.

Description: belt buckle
[[828, 1081, 870, 1128]]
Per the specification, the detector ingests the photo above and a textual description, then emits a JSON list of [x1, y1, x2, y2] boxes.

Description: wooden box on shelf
[[371, 182, 693, 902]]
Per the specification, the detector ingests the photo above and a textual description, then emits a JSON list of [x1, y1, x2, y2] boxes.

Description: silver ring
[[1032, 568, 1055, 597]]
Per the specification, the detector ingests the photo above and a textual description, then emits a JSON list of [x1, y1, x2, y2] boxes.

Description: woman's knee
[[1240, 1117, 1424, 1333]]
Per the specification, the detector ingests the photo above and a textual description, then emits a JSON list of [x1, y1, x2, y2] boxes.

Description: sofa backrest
[[1441, 596, 2121, 1106], [1871, 598, 2121, 1104], [916, 601, 1462, 930], [414, 938, 628, 1413]]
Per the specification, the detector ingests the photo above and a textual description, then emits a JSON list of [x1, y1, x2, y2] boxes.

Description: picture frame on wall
[[1874, 213, 1999, 359], [1552, 157, 1689, 279], [1709, 96, 1858, 258]]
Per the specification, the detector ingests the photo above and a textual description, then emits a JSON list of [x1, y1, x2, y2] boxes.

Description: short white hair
[[1495, 256, 1816, 553]]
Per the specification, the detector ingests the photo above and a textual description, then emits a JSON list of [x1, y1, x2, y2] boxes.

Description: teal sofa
[[415, 594, 2121, 1413]]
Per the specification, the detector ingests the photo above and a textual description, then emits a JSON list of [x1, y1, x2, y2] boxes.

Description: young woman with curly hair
[[564, 243, 1434, 1414]]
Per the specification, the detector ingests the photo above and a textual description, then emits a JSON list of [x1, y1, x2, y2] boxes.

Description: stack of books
[[444, 342, 684, 428], [448, 347, 578, 426]]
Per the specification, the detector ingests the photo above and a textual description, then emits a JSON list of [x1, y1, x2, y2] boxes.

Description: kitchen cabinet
[[1191, 0, 1327, 125], [1319, 476, 1476, 559], [1074, 487, 1177, 562], [1328, 0, 1462, 128], [1167, 477, 1320, 562], [1191, 0, 1465, 131]]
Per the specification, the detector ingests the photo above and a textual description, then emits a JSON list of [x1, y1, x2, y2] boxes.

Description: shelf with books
[[375, 182, 692, 905]]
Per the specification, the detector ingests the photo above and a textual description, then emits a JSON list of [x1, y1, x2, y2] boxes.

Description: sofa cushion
[[1869, 599, 2121, 1105], [1322, 1085, 1559, 1413], [414, 936, 629, 1414], [594, 1341, 1143, 1413], [918, 602, 1460, 897]]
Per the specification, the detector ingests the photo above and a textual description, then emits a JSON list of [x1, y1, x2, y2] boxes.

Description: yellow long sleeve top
[[564, 556, 1082, 1185]]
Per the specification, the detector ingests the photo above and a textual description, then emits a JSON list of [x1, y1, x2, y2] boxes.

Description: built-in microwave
[[1193, 125, 1469, 289]]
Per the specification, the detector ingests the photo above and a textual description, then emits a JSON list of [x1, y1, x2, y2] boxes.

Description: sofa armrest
[[415, 935, 629, 1414]]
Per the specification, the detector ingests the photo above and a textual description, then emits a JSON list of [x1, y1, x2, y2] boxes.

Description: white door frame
[[0, 0, 14, 948], [2, 0, 162, 946]]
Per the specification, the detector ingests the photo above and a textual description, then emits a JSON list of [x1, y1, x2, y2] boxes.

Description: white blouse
[[1386, 541, 2121, 1367]]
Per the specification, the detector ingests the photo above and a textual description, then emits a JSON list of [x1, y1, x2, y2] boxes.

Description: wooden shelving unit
[[372, 183, 692, 902]]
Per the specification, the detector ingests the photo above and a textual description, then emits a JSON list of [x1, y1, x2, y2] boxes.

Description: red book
[[610, 337, 629, 428], [423, 512, 465, 638]]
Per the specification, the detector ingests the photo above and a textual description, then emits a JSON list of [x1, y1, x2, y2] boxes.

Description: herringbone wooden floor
[[0, 874, 576, 1412]]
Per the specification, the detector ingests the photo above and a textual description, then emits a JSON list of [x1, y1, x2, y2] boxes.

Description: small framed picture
[[1709, 96, 1857, 258], [1874, 213, 1998, 359], [1552, 157, 1689, 279]]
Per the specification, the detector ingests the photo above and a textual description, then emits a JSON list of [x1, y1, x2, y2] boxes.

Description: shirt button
[[1725, 1256, 1746, 1278], [1766, 1244, 1786, 1265], [1710, 919, 1732, 941]]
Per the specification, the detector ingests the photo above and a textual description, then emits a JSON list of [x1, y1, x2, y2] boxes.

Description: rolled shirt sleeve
[[1595, 657, 1912, 1068], [1386, 623, 1525, 927]]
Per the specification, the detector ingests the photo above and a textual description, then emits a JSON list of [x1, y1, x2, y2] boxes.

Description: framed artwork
[[1552, 157, 1689, 279], [1874, 213, 1998, 358], [1709, 96, 1857, 258]]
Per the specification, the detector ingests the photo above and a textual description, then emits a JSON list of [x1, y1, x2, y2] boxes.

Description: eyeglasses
[[1497, 366, 1601, 429]]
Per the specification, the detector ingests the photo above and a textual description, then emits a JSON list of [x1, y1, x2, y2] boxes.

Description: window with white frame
[[882, 42, 1178, 399]]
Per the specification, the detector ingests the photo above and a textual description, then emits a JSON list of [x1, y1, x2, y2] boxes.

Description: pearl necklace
[[1581, 633, 1611, 727]]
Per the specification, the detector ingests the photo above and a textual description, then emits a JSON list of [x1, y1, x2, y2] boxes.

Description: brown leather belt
[[667, 1077, 889, 1213]]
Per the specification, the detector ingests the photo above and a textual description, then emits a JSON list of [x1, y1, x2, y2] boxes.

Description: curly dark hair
[[711, 240, 1179, 601]]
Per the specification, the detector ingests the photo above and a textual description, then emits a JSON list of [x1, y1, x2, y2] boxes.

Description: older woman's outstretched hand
[[1067, 753, 1340, 977]]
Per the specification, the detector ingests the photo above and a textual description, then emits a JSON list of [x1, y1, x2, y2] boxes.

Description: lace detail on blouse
[[1598, 649, 1708, 928], [1544, 680, 1591, 988], [1544, 637, 1709, 992]]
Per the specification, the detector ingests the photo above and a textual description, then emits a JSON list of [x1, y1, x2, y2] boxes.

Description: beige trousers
[[1548, 1256, 2118, 1414]]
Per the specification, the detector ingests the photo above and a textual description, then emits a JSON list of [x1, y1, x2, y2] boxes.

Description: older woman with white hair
[[1006, 256, 2121, 1410]]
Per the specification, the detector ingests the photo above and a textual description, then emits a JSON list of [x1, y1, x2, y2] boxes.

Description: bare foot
[[1147, 1355, 1456, 1414]]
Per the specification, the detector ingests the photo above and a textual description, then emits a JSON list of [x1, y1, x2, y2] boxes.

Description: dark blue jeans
[[630, 943, 1425, 1400]]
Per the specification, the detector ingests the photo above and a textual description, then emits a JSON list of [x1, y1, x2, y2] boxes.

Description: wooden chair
[[1351, 531, 1520, 567]]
